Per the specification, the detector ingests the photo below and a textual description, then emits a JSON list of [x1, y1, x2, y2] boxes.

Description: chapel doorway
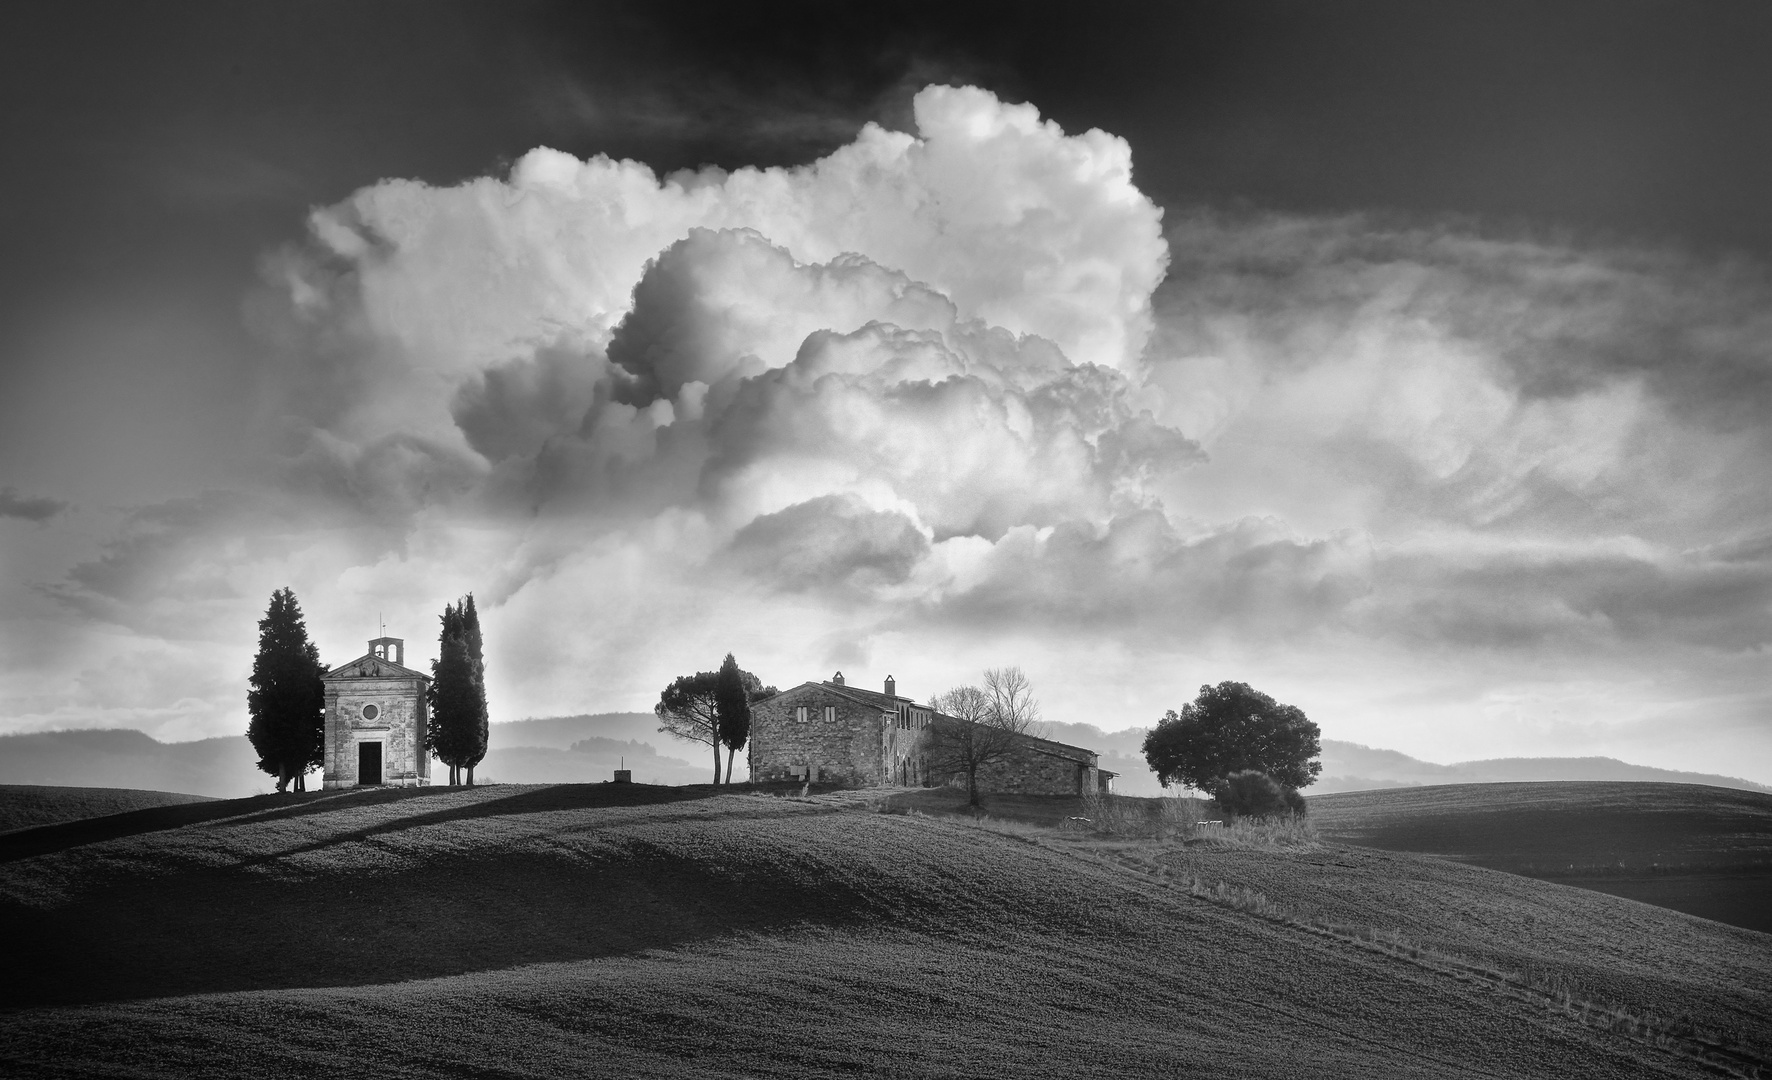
[[358, 741, 383, 786]]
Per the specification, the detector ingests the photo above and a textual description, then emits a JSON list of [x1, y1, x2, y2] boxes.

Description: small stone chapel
[[321, 636, 432, 789]]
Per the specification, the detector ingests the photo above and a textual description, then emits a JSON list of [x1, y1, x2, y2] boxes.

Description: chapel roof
[[321, 653, 432, 682]]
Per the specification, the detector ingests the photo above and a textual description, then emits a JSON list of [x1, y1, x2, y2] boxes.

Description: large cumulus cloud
[[14, 86, 1772, 783], [256, 85, 1164, 452]]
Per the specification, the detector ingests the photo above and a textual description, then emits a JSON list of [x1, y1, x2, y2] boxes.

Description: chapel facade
[[748, 672, 1114, 795], [321, 636, 431, 789]]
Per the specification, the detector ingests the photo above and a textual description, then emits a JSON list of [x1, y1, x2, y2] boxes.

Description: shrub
[[1210, 770, 1306, 820], [1078, 792, 1207, 839]]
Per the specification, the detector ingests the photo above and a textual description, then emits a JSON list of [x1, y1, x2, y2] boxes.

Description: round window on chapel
[[361, 703, 380, 721]]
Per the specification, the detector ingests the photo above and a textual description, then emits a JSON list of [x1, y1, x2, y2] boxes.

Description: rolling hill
[[1, 782, 1767, 1078], [0, 785, 211, 833], [1311, 781, 1772, 933]]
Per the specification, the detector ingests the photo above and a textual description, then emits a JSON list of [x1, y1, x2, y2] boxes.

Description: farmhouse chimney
[[885, 675, 896, 698], [832, 671, 845, 686]]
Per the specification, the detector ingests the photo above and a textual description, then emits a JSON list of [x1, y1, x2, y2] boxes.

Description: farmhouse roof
[[1017, 735, 1099, 765], [752, 679, 922, 711]]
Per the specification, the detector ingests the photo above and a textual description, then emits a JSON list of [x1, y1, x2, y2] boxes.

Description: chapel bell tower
[[369, 636, 404, 665]]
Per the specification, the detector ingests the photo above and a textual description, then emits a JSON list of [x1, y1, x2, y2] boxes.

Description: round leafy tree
[[1142, 681, 1321, 793]]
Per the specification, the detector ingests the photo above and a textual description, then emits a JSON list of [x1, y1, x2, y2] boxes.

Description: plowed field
[[2, 783, 1767, 1078], [1311, 782, 1772, 932]]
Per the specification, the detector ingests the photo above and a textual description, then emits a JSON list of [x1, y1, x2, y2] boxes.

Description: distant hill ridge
[[0, 713, 701, 798], [1313, 740, 1772, 794], [1038, 723, 1770, 796], [2, 715, 1763, 797]]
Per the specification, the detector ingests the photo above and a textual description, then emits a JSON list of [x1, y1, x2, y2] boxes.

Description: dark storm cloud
[[1146, 211, 1772, 560], [922, 512, 1370, 640], [0, 488, 68, 523], [41, 492, 264, 633], [1159, 212, 1772, 431], [452, 346, 607, 465], [724, 495, 929, 593], [280, 432, 489, 523], [916, 509, 1772, 659], [38, 489, 405, 640], [1371, 540, 1772, 652]]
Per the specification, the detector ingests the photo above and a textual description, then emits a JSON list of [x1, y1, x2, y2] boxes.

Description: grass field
[[0, 784, 211, 833], [2, 782, 1768, 1078], [1309, 781, 1772, 933]]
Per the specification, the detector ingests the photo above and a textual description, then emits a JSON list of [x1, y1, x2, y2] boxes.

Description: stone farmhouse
[[749, 672, 1115, 795], [321, 636, 431, 789]]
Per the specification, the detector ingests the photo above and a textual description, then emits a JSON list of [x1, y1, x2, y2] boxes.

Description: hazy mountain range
[[1, 715, 1764, 799], [1040, 722, 1772, 797], [0, 714, 703, 798]]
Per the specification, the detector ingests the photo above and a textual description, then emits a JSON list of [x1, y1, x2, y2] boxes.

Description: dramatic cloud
[[8, 86, 1770, 783], [0, 487, 68, 523]]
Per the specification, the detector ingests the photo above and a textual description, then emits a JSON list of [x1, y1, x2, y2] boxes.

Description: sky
[[2, 1, 1769, 782]]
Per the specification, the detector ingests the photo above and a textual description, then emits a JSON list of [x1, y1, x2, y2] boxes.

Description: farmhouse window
[[824, 706, 836, 723], [796, 706, 808, 723]]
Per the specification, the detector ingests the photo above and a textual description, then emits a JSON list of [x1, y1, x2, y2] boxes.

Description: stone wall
[[322, 676, 430, 788], [942, 740, 1098, 796], [751, 684, 904, 786], [750, 681, 1101, 794], [881, 722, 930, 787]]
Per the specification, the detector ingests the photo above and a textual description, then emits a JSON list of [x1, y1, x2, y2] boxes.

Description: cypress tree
[[461, 594, 490, 786], [428, 602, 476, 785], [246, 588, 325, 793], [714, 653, 751, 786]]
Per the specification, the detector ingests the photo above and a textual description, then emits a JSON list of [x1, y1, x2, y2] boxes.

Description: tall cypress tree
[[714, 653, 751, 786], [246, 587, 325, 793], [428, 602, 476, 786], [460, 594, 490, 786]]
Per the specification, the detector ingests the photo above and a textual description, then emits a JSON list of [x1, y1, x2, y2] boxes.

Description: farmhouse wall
[[881, 723, 929, 787], [750, 684, 892, 786], [749, 674, 1109, 794], [957, 743, 1097, 796]]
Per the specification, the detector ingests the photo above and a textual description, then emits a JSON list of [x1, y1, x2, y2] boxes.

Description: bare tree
[[928, 670, 1040, 807], [983, 666, 1041, 730]]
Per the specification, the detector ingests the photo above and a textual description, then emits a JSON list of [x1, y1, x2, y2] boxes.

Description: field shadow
[[232, 784, 735, 868], [2, 808, 872, 1010], [0, 791, 341, 864], [0, 783, 726, 865]]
